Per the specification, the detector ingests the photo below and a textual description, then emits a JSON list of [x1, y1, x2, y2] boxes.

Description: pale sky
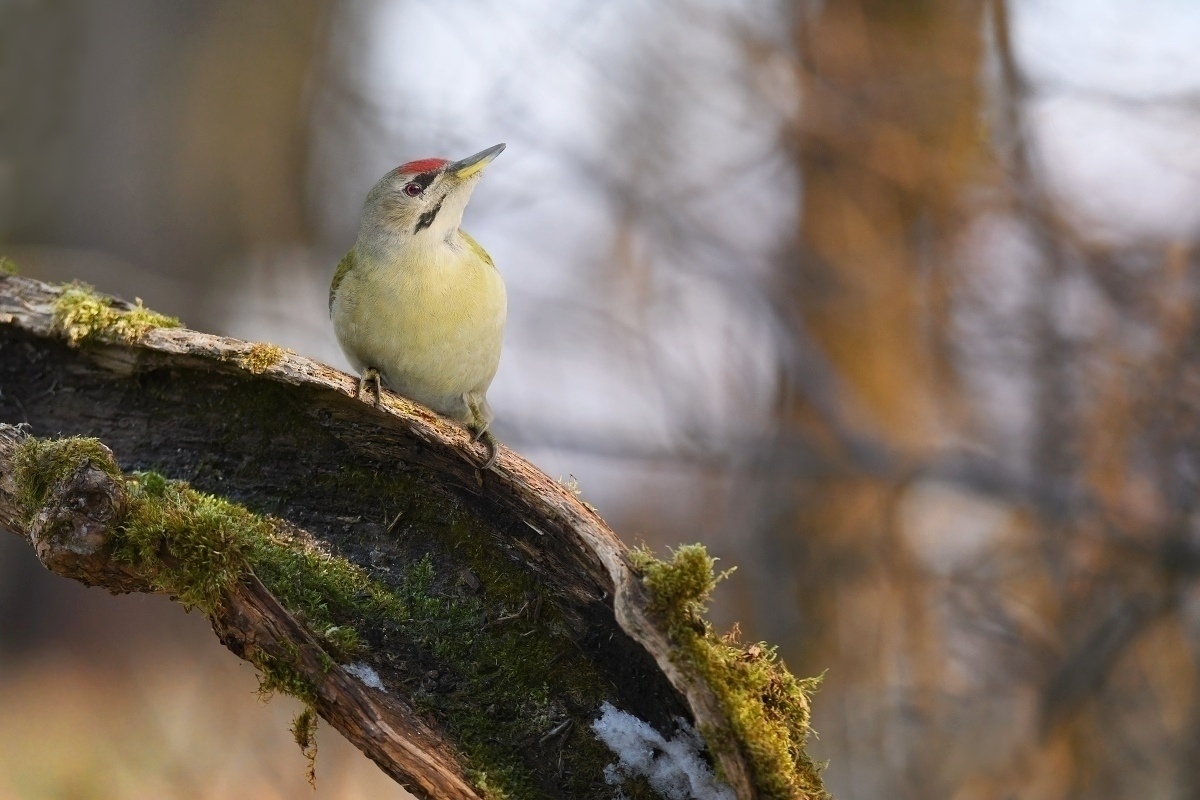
[[1014, 0, 1200, 244]]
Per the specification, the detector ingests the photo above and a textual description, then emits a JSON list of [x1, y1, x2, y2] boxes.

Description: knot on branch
[[29, 453, 125, 567], [6, 428, 129, 584]]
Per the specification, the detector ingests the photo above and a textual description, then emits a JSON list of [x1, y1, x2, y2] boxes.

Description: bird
[[329, 143, 507, 469]]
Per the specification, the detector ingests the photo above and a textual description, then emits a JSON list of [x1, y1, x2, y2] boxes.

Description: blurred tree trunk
[[789, 0, 982, 443], [748, 2, 989, 797], [2, 0, 319, 324]]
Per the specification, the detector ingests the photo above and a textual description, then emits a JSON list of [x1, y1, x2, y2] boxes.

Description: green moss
[[467, 768, 520, 800], [302, 462, 644, 798], [15, 434, 379, 608], [12, 437, 123, 525], [393, 535, 618, 799], [116, 472, 261, 611], [13, 438, 409, 783], [630, 545, 829, 800], [291, 705, 319, 786], [52, 283, 181, 346], [11, 435, 670, 798], [255, 647, 317, 704], [237, 343, 287, 374], [13, 437, 397, 682], [116, 471, 405, 637], [0, 256, 18, 276]]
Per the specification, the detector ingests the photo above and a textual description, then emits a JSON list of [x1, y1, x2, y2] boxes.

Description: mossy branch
[[0, 425, 479, 799], [0, 273, 828, 800]]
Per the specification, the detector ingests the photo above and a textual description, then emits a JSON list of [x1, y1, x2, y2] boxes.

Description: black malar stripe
[[414, 196, 445, 233]]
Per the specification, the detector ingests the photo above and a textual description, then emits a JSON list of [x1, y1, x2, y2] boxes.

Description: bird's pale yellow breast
[[330, 233, 506, 419]]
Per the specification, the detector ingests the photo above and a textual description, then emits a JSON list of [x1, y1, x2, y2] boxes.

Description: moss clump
[[115, 471, 403, 646], [117, 472, 263, 611], [255, 647, 318, 704], [52, 283, 181, 346], [12, 436, 123, 524], [291, 705, 319, 786], [0, 256, 18, 275], [629, 544, 829, 800], [237, 343, 287, 375]]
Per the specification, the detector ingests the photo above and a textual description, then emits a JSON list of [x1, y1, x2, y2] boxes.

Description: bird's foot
[[356, 367, 383, 408], [472, 428, 499, 471]]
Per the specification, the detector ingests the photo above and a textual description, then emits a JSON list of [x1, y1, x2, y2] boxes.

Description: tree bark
[[0, 275, 761, 799]]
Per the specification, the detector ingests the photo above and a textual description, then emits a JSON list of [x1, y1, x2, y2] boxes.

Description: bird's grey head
[[361, 143, 505, 247]]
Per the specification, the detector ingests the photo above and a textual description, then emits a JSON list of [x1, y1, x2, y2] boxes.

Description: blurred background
[[4, 0, 1200, 797]]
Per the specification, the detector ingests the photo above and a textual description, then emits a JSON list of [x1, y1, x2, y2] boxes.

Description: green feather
[[329, 249, 356, 315], [458, 230, 495, 269]]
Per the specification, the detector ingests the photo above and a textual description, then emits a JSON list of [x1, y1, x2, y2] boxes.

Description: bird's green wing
[[329, 249, 355, 315], [459, 230, 495, 269]]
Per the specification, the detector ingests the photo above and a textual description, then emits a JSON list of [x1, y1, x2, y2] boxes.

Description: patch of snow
[[344, 662, 385, 691], [591, 702, 734, 800]]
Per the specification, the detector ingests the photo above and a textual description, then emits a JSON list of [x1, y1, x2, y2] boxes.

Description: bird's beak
[[447, 143, 505, 180]]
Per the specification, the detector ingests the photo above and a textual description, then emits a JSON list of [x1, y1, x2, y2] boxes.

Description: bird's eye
[[404, 182, 423, 197]]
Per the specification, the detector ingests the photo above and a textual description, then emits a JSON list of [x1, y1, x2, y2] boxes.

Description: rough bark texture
[[0, 275, 757, 799]]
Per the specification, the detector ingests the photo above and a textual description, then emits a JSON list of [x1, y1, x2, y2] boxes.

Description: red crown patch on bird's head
[[394, 158, 448, 176]]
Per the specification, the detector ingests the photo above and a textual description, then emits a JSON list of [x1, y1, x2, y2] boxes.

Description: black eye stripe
[[413, 171, 439, 190]]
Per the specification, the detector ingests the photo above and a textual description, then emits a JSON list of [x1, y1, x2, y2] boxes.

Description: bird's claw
[[474, 429, 499, 471], [356, 367, 383, 408]]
